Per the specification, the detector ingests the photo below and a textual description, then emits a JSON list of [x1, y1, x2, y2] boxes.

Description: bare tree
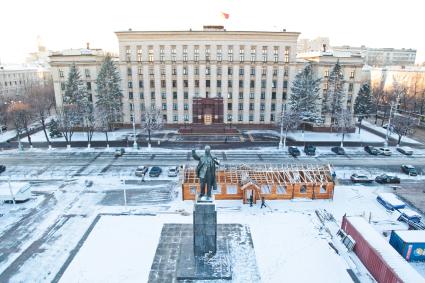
[[28, 82, 55, 146], [277, 110, 300, 149], [6, 101, 33, 148], [391, 114, 416, 145], [335, 109, 353, 148], [83, 103, 96, 148], [371, 71, 387, 124], [56, 105, 79, 147], [141, 108, 163, 147]]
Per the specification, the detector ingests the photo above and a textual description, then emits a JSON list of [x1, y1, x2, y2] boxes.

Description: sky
[[0, 0, 424, 64]]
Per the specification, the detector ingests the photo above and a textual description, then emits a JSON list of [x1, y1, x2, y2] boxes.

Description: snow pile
[[377, 193, 406, 210], [395, 230, 425, 243]]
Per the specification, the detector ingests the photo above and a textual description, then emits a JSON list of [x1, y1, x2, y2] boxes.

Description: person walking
[[249, 194, 253, 207], [141, 172, 146, 182], [260, 197, 267, 209]]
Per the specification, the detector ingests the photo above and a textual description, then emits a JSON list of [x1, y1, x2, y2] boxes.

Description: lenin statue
[[192, 145, 219, 201]]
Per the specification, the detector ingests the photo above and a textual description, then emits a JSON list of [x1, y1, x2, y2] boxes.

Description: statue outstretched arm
[[213, 157, 220, 165], [192, 149, 200, 160]]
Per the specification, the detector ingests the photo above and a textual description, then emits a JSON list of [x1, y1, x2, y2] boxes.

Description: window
[[283, 80, 288, 88], [250, 47, 256, 62], [195, 67, 199, 75], [227, 114, 232, 121], [139, 80, 143, 88], [150, 80, 154, 88], [183, 67, 187, 75], [261, 185, 271, 194], [250, 67, 255, 76], [194, 46, 199, 62], [173, 91, 177, 99], [284, 47, 290, 63], [324, 70, 329, 77], [129, 103, 134, 111], [195, 80, 199, 88], [184, 103, 189, 110], [171, 46, 176, 62], [161, 92, 166, 99], [161, 80, 166, 88], [262, 47, 267, 62], [249, 103, 254, 110], [148, 47, 154, 62], [127, 67, 132, 76], [282, 91, 287, 100], [228, 68, 233, 75], [172, 68, 177, 75], [226, 185, 237, 194], [284, 67, 289, 77], [239, 80, 243, 88], [277, 185, 287, 194], [228, 92, 232, 99], [160, 67, 165, 76], [205, 46, 210, 61], [184, 114, 189, 121], [249, 92, 254, 99], [238, 103, 243, 110], [183, 46, 188, 62], [130, 114, 134, 123], [324, 83, 328, 90], [228, 80, 232, 88], [217, 67, 222, 75], [184, 92, 188, 99], [239, 92, 243, 99], [272, 92, 276, 99], [228, 46, 233, 62], [300, 185, 307, 193], [348, 83, 354, 92], [260, 114, 265, 122], [217, 47, 222, 62], [60, 82, 65, 90], [172, 80, 177, 88], [320, 185, 327, 193], [260, 103, 265, 111], [239, 68, 244, 76], [137, 47, 142, 62], [261, 80, 266, 88], [350, 71, 355, 79], [206, 67, 210, 75], [184, 80, 188, 88], [85, 69, 91, 78], [128, 91, 133, 99], [59, 69, 64, 78], [173, 103, 177, 110], [159, 46, 164, 62], [261, 91, 265, 99], [250, 80, 255, 88], [126, 46, 131, 61], [162, 103, 167, 110], [140, 92, 144, 99], [173, 115, 178, 121], [140, 103, 145, 111], [272, 80, 277, 88], [249, 114, 254, 122], [273, 47, 279, 62], [270, 114, 275, 122], [128, 81, 133, 88], [239, 48, 245, 62], [217, 80, 222, 87], [151, 91, 155, 99], [228, 103, 232, 110], [238, 114, 243, 121], [206, 80, 210, 87], [262, 68, 267, 76], [271, 103, 276, 111]]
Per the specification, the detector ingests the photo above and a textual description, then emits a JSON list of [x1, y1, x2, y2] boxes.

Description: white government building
[[50, 26, 363, 127]]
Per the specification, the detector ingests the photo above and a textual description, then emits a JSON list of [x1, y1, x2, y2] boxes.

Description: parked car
[[401, 165, 417, 176], [149, 166, 162, 177], [167, 166, 179, 177], [377, 147, 392, 156], [288, 146, 300, 157], [114, 148, 125, 157], [135, 166, 149, 177], [350, 173, 373, 183], [396, 147, 413, 156], [0, 125, 7, 131], [364, 146, 379, 155], [304, 144, 316, 155], [375, 174, 400, 184], [0, 165, 5, 174], [331, 146, 345, 155]]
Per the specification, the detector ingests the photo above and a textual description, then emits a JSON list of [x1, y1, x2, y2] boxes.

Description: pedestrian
[[249, 194, 253, 207], [260, 197, 267, 209], [332, 171, 336, 182], [142, 172, 145, 182]]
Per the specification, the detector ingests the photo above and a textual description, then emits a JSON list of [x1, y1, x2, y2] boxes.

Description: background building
[[116, 26, 300, 126], [49, 46, 108, 108], [0, 64, 50, 98], [297, 37, 330, 54]]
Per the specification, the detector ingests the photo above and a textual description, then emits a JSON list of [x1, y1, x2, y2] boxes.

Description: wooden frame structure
[[182, 164, 335, 203]]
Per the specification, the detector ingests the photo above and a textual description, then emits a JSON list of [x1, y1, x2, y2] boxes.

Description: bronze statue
[[192, 145, 219, 201]]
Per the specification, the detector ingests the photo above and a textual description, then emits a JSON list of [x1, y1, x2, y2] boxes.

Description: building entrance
[[192, 97, 223, 124]]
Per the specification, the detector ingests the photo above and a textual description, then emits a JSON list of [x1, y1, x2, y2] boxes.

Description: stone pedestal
[[193, 199, 217, 256]]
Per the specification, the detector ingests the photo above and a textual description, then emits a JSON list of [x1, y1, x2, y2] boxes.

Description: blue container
[[390, 230, 425, 261]]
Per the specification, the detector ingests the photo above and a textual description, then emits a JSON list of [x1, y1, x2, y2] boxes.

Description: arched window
[[300, 185, 307, 193]]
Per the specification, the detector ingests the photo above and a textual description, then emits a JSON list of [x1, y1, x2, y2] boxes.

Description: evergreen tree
[[63, 63, 89, 121], [354, 83, 374, 134], [322, 61, 345, 130], [289, 63, 322, 120], [95, 55, 122, 146], [48, 119, 62, 138]]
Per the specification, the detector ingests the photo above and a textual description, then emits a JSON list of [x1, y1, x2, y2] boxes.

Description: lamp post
[[384, 97, 400, 148], [278, 104, 287, 150], [132, 111, 137, 149]]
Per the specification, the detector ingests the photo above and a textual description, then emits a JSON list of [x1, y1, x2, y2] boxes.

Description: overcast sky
[[1, 0, 424, 64]]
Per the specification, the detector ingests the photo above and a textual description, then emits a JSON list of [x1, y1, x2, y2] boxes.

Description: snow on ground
[[363, 120, 422, 144], [0, 130, 17, 143]]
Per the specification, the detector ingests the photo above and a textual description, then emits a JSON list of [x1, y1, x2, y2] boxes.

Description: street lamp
[[132, 111, 137, 149], [278, 104, 287, 150], [384, 96, 400, 148]]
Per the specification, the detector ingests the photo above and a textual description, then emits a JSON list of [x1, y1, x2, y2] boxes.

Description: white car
[[167, 166, 179, 177], [377, 147, 391, 156], [397, 146, 413, 155]]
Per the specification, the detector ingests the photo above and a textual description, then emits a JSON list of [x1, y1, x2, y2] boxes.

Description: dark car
[[288, 146, 301, 157], [331, 146, 345, 155], [401, 165, 417, 176], [364, 145, 379, 155], [0, 165, 5, 174], [149, 166, 162, 177], [304, 144, 316, 155], [375, 174, 400, 184], [350, 173, 373, 183]]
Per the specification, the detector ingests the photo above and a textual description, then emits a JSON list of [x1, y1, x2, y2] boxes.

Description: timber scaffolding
[[182, 164, 335, 203]]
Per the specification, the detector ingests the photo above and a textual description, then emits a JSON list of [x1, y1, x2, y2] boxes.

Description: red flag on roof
[[221, 12, 230, 19]]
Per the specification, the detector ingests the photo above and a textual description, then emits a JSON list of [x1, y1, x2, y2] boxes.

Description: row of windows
[[322, 82, 354, 92], [129, 79, 288, 89], [323, 70, 355, 79], [61, 82, 92, 91], [128, 66, 290, 77], [58, 69, 91, 78], [126, 45, 291, 63]]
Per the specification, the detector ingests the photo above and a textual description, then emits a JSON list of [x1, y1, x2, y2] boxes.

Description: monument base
[[176, 236, 231, 280]]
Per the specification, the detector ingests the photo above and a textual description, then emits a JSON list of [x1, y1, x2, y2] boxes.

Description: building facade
[[49, 48, 108, 108], [116, 26, 300, 125], [0, 64, 51, 97], [332, 45, 416, 67]]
